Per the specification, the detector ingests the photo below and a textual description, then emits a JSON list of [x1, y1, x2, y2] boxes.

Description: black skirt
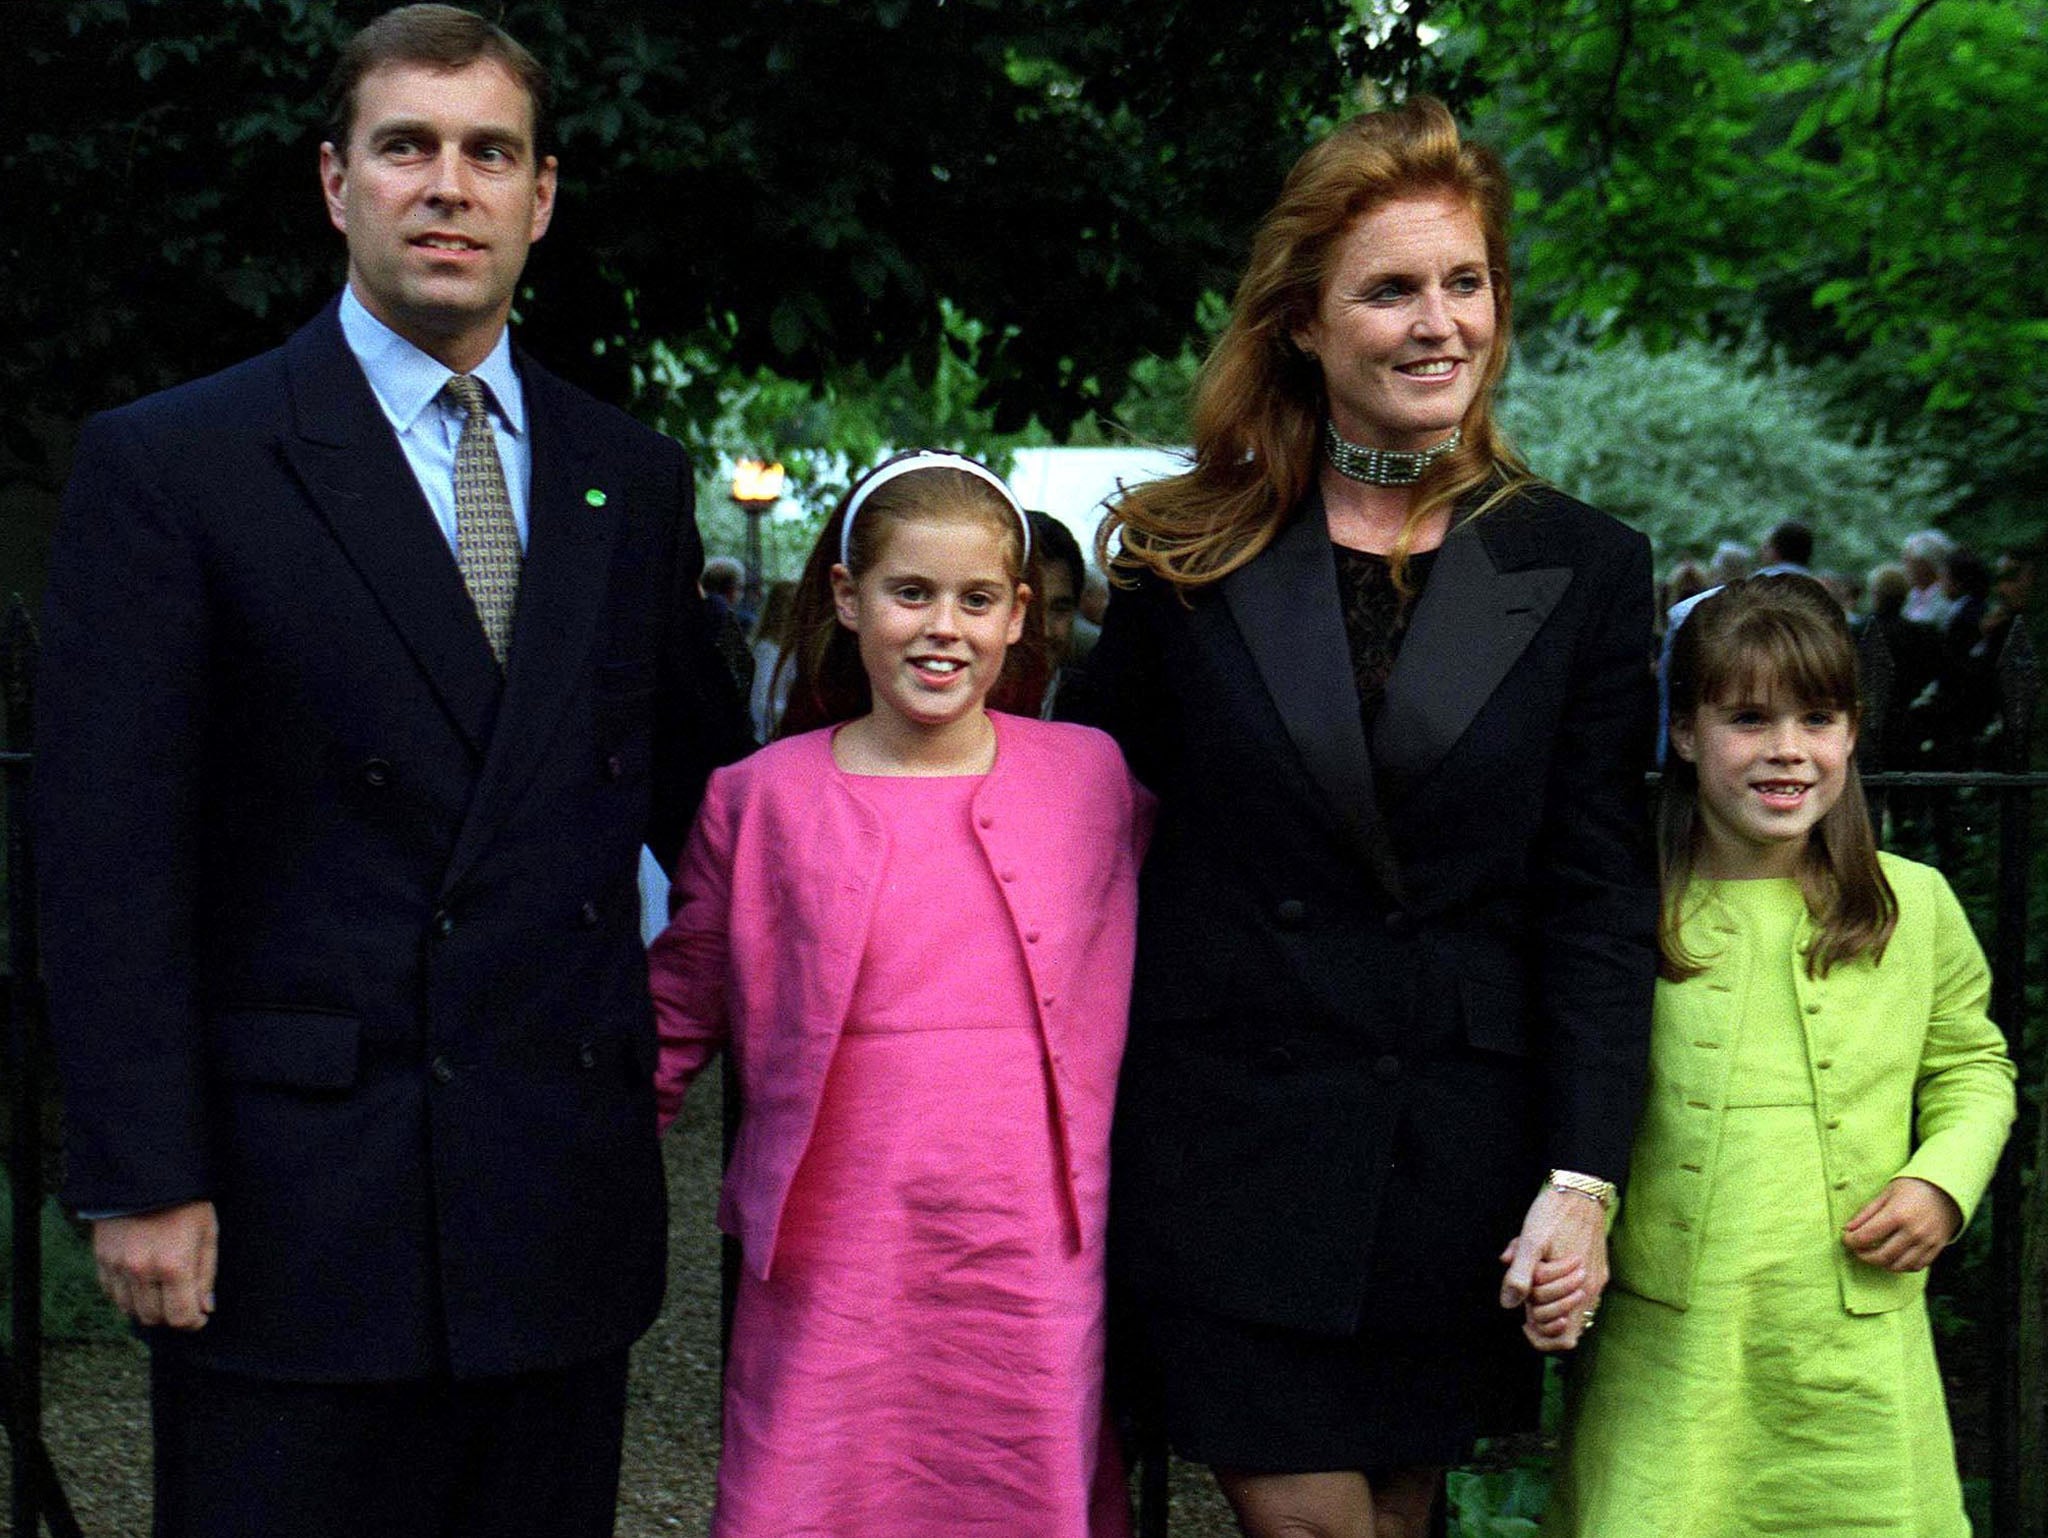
[[1125, 1292, 1542, 1473], [1115, 1098, 1548, 1473]]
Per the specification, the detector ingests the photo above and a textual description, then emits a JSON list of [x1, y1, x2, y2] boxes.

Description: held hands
[[1499, 1184, 1608, 1353], [92, 1201, 218, 1330], [1843, 1177, 1962, 1274]]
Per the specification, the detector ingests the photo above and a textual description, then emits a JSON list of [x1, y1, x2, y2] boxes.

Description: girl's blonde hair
[[1102, 96, 1531, 594], [1659, 574, 1897, 980], [778, 453, 1041, 736]]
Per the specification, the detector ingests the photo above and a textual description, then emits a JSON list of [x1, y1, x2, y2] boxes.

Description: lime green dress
[[1545, 872, 2009, 1538]]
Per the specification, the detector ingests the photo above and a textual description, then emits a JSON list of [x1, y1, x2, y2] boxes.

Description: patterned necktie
[[442, 373, 522, 667]]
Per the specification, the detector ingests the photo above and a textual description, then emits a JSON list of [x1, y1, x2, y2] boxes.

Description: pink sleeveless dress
[[710, 768, 1129, 1538]]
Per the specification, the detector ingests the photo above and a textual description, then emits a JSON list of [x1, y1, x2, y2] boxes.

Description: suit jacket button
[[1383, 911, 1412, 936], [578, 900, 601, 928], [577, 1041, 597, 1069], [1275, 899, 1306, 928], [432, 909, 456, 939], [1373, 1053, 1402, 1081], [605, 753, 625, 781], [360, 758, 392, 788], [430, 1055, 455, 1085]]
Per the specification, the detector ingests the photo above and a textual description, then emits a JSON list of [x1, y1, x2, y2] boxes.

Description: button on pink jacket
[[649, 712, 1152, 1279]]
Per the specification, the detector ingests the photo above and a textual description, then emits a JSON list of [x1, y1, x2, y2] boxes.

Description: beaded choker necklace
[[1323, 421, 1462, 486]]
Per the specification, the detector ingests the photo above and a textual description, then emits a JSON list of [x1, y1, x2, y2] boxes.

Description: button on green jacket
[[1610, 852, 2015, 1316]]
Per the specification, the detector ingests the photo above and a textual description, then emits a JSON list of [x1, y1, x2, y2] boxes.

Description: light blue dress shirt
[[338, 285, 532, 553]]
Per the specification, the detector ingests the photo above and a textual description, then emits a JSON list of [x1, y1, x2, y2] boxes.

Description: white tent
[[1007, 446, 1189, 568]]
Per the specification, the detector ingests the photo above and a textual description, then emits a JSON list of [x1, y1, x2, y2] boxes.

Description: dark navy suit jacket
[[35, 299, 749, 1381]]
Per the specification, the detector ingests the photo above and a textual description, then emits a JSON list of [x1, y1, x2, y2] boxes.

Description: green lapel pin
[[585, 488, 608, 508]]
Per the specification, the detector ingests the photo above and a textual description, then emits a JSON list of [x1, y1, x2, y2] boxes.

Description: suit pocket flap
[[210, 1009, 362, 1089]]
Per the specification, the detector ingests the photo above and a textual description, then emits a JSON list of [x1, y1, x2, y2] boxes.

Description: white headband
[[838, 452, 1032, 570]]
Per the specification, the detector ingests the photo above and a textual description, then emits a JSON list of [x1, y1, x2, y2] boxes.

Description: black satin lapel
[[440, 371, 618, 897], [1372, 515, 1570, 794], [1221, 497, 1405, 897], [281, 312, 499, 754]]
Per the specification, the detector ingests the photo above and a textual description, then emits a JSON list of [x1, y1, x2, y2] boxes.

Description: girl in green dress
[[1544, 574, 2015, 1537]]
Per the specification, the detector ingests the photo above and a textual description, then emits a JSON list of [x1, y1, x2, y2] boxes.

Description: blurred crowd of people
[[1659, 522, 2038, 774]]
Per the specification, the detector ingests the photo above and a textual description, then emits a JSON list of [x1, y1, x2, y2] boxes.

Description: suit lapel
[[1372, 509, 1571, 797], [279, 303, 501, 756], [1221, 492, 1405, 898], [440, 359, 622, 897]]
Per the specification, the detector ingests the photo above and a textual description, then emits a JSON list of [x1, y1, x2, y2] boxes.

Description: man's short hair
[[1763, 520, 1814, 568], [1866, 563, 1910, 616], [325, 4, 553, 156], [1709, 541, 1753, 583], [701, 556, 744, 600], [1028, 512, 1086, 599], [1942, 548, 1992, 602]]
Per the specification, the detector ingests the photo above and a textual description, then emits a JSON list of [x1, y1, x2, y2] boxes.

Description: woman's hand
[[1500, 1184, 1608, 1352], [1843, 1176, 1962, 1273]]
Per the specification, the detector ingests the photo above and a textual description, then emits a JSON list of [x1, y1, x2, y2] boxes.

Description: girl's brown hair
[[1102, 95, 1532, 594], [1659, 574, 1897, 980], [777, 453, 1040, 737]]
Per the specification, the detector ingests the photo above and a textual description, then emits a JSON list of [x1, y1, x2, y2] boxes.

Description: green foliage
[[1364, 0, 2047, 553], [1448, 1463, 1549, 1537], [1963, 1476, 1992, 1536], [1803, 1, 2048, 419], [656, 298, 1060, 575], [1499, 333, 1958, 570], [667, 289, 1223, 573], [0, 1187, 129, 1344], [656, 303, 1040, 504], [4, 0, 1360, 439]]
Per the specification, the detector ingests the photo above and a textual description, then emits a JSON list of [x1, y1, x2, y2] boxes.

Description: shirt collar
[[338, 286, 526, 438]]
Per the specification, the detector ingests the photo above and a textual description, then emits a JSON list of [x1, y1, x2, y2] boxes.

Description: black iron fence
[[2, 596, 2040, 1538], [2, 598, 83, 1538]]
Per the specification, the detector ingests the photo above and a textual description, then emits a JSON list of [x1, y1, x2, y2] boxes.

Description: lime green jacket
[[1610, 853, 2015, 1315]]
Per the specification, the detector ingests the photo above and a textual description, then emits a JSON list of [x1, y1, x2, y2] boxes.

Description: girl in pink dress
[[650, 451, 1148, 1537]]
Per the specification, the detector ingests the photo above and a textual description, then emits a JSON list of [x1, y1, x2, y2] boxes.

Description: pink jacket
[[650, 712, 1151, 1278]]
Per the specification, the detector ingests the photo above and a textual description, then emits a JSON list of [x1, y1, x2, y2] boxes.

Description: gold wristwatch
[[1548, 1168, 1617, 1209]]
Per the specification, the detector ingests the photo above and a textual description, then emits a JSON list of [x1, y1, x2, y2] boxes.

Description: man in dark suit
[[34, 7, 747, 1533]]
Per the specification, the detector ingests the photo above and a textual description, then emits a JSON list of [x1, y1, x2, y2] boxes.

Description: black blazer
[[35, 301, 750, 1381], [1068, 484, 1657, 1334]]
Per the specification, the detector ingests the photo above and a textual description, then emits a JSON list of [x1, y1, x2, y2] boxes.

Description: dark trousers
[[150, 1347, 631, 1538]]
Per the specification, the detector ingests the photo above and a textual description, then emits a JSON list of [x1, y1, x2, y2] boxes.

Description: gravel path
[[7, 1072, 1238, 1536]]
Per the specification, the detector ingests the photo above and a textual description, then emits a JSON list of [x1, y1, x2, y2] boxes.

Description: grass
[[0, 1183, 128, 1343]]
